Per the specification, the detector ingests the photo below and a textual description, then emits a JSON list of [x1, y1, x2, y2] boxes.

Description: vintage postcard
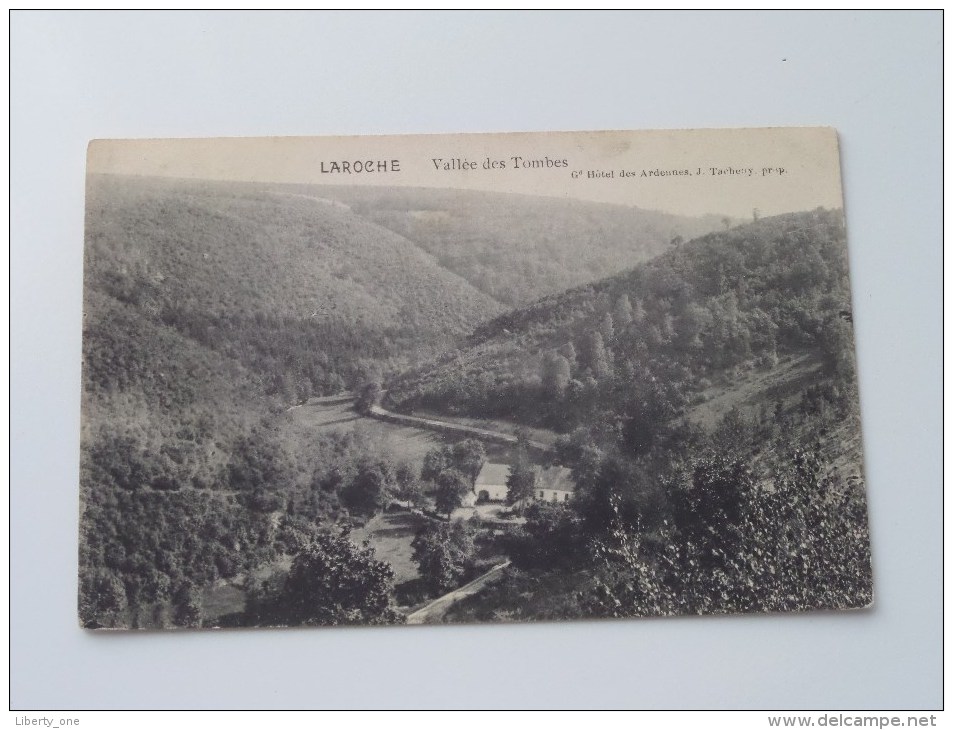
[[80, 128, 872, 629]]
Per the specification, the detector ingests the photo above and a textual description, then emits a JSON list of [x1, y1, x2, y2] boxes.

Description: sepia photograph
[[79, 128, 872, 631]]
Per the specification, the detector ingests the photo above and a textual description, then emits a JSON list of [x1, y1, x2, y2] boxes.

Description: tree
[[275, 514, 321, 555], [393, 460, 425, 507], [341, 460, 393, 519], [600, 312, 615, 342], [578, 331, 610, 378], [620, 378, 684, 455], [411, 520, 475, 592], [504, 502, 583, 570], [573, 454, 666, 536], [756, 447, 871, 610], [226, 432, 293, 495], [435, 469, 470, 518], [586, 332, 611, 379], [421, 441, 485, 491], [614, 294, 634, 329], [711, 408, 750, 454], [79, 568, 128, 629], [171, 582, 203, 628], [540, 352, 571, 397], [355, 380, 382, 415], [506, 437, 537, 514], [558, 342, 577, 370], [421, 447, 450, 484], [244, 488, 283, 513], [675, 302, 712, 352], [653, 446, 872, 615], [554, 427, 604, 487], [262, 529, 402, 627], [451, 439, 487, 485], [670, 453, 754, 570], [578, 492, 679, 619], [631, 297, 646, 324]]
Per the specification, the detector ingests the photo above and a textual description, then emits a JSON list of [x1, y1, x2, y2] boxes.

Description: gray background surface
[[10, 10, 942, 709]]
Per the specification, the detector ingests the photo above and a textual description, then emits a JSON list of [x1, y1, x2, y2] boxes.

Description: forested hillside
[[84, 175, 505, 401], [386, 209, 872, 619], [302, 185, 725, 307], [83, 175, 713, 628], [386, 208, 858, 446], [80, 176, 870, 629], [80, 175, 497, 628]]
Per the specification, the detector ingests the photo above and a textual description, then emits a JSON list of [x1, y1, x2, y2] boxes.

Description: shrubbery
[[245, 529, 403, 627]]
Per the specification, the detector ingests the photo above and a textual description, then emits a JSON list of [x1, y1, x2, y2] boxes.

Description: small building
[[473, 461, 575, 504], [534, 465, 574, 503], [474, 462, 510, 503]]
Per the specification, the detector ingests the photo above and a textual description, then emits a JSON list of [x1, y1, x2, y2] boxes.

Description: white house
[[473, 462, 575, 504], [535, 465, 574, 503], [474, 462, 510, 503]]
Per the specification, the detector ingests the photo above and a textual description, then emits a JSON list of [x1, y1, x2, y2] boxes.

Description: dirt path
[[405, 561, 511, 625]]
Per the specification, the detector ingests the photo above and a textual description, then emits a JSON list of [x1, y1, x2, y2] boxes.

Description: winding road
[[405, 561, 511, 625]]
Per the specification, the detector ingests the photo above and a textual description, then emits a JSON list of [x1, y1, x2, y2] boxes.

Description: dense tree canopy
[[248, 530, 403, 627], [385, 209, 858, 447], [79, 190, 869, 629], [435, 470, 471, 518], [411, 521, 476, 592]]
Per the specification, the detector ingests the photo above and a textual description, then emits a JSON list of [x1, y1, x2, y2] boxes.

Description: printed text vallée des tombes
[[317, 157, 569, 174]]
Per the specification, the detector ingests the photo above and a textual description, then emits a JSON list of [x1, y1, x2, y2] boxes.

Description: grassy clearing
[[683, 352, 865, 485], [412, 408, 561, 446], [287, 398, 447, 466], [351, 511, 431, 587], [199, 583, 245, 621], [683, 354, 822, 429]]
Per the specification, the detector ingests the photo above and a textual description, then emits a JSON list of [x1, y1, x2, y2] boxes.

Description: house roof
[[536, 465, 575, 493], [474, 462, 575, 493], [475, 462, 510, 487]]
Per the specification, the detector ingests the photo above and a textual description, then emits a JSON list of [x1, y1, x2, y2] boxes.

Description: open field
[[197, 509, 440, 623], [288, 398, 447, 466], [409, 408, 561, 448], [351, 511, 431, 587], [288, 397, 554, 466]]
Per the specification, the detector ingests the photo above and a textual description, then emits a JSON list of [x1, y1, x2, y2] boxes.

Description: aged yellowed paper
[[80, 128, 869, 629]]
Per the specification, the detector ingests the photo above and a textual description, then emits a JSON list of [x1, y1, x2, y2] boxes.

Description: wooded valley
[[79, 176, 871, 629]]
